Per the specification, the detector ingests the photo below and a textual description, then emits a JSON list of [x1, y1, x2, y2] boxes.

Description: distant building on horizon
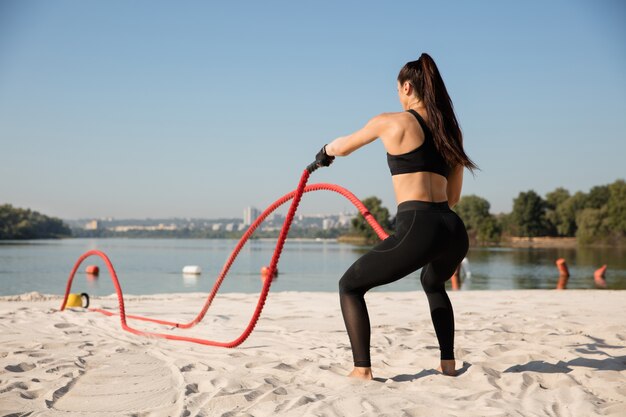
[[85, 220, 99, 230], [243, 206, 260, 226]]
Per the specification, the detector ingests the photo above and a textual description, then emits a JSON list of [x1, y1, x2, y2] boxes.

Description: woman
[[314, 53, 477, 380]]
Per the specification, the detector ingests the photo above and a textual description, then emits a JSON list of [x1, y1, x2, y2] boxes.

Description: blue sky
[[1, 0, 624, 219]]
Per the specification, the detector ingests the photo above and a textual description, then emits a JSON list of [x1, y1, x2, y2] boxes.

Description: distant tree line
[[345, 179, 626, 246], [0, 204, 71, 239], [5, 178, 624, 245], [454, 179, 626, 245]]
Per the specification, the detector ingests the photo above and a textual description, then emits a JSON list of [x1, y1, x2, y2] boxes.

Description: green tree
[[497, 212, 517, 237], [511, 190, 549, 237], [0, 204, 71, 239], [351, 196, 391, 245], [576, 207, 609, 244], [545, 187, 570, 236], [454, 195, 501, 243], [454, 195, 490, 230], [606, 179, 626, 235], [554, 191, 587, 236], [586, 185, 610, 209], [545, 187, 570, 209], [476, 215, 502, 243]]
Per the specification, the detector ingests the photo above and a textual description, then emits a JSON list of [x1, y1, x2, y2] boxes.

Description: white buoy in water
[[460, 257, 471, 279], [182, 265, 202, 275]]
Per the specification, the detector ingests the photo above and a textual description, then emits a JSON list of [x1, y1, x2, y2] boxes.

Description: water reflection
[[464, 246, 626, 290], [182, 274, 199, 288], [325, 243, 625, 291], [86, 273, 99, 289], [0, 239, 625, 296]]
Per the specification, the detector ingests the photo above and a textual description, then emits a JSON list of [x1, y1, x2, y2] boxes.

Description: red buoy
[[594, 264, 607, 288], [260, 266, 278, 283], [555, 258, 569, 290], [450, 265, 461, 290], [85, 265, 100, 276]]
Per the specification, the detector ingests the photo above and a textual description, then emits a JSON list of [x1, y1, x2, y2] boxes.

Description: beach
[[1, 290, 625, 417]]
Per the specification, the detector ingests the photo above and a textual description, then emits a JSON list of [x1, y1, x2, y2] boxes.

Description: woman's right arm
[[325, 114, 390, 157], [446, 165, 463, 208]]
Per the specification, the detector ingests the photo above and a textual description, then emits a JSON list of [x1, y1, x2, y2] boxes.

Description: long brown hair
[[397, 53, 478, 172]]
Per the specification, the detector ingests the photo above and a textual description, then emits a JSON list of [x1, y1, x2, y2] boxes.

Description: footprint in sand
[[243, 389, 263, 402], [185, 383, 199, 395], [274, 363, 296, 372], [20, 389, 42, 399], [0, 381, 29, 393], [180, 364, 195, 372], [263, 377, 280, 387], [54, 323, 76, 329], [244, 361, 263, 369], [274, 394, 324, 413], [5, 362, 36, 372], [49, 352, 180, 414]]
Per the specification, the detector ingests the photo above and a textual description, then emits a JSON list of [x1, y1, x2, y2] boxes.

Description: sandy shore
[[1, 290, 625, 417]]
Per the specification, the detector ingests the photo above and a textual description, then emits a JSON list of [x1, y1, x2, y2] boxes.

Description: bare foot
[[437, 359, 458, 376], [348, 367, 373, 380]]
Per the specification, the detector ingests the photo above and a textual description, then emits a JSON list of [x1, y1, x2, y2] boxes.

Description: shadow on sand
[[505, 335, 626, 374], [381, 361, 472, 383], [504, 355, 626, 374]]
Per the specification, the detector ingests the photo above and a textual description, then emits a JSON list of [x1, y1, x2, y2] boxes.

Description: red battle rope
[[60, 168, 389, 347]]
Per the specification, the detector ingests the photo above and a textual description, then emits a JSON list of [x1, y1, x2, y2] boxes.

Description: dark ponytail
[[398, 53, 478, 173]]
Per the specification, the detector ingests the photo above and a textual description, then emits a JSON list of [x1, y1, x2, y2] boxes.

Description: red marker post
[[555, 258, 569, 290], [594, 264, 607, 288]]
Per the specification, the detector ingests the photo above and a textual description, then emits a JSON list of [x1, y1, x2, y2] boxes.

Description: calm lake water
[[1, 238, 625, 296]]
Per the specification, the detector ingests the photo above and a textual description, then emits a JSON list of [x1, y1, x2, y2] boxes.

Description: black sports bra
[[386, 109, 451, 178]]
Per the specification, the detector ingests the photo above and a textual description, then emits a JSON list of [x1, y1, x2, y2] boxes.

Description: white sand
[[1, 290, 625, 417]]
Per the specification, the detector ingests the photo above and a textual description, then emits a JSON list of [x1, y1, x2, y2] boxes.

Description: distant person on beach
[[314, 53, 477, 380]]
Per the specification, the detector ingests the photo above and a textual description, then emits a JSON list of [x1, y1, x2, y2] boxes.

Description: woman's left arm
[[325, 114, 389, 157]]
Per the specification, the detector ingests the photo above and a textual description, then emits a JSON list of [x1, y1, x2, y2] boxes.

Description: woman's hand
[[315, 145, 335, 168]]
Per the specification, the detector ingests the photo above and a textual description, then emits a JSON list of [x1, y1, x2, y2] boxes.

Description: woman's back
[[380, 108, 450, 205]]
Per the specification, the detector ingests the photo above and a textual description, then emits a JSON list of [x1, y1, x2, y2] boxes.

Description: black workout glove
[[315, 145, 335, 168]]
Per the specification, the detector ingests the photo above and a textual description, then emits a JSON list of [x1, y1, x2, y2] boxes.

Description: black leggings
[[338, 200, 469, 367]]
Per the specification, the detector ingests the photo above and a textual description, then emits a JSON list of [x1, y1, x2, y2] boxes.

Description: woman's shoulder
[[374, 111, 409, 119], [365, 112, 414, 144], [367, 111, 411, 125]]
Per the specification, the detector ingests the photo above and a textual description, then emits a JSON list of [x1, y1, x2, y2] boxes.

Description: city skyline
[[67, 207, 355, 236], [66, 207, 358, 222]]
